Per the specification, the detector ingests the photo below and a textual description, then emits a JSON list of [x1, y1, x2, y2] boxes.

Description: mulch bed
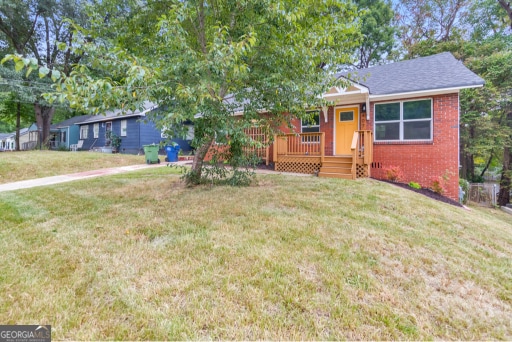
[[379, 179, 463, 207]]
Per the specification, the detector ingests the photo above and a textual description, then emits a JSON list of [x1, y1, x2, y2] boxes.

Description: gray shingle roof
[[0, 133, 14, 139], [341, 52, 484, 95], [78, 101, 157, 124], [51, 115, 94, 129]]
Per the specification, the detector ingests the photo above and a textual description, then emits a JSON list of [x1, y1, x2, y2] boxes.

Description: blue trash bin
[[165, 145, 180, 162]]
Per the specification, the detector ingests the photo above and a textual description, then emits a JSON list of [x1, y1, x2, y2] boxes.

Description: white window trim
[[301, 110, 320, 133], [93, 123, 99, 138], [301, 110, 321, 143], [80, 125, 89, 139], [121, 120, 127, 137], [374, 98, 433, 142]]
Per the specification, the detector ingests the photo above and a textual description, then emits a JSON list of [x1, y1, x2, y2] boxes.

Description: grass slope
[[0, 168, 511, 340], [0, 151, 144, 184]]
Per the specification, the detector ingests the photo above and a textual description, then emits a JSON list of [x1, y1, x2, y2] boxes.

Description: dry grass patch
[[0, 168, 511, 340], [0, 150, 144, 184]]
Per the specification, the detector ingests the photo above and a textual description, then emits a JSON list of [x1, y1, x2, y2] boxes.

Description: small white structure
[[0, 132, 16, 151]]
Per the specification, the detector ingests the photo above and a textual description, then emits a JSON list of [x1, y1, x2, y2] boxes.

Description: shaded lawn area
[[0, 150, 145, 184], [0, 167, 511, 340]]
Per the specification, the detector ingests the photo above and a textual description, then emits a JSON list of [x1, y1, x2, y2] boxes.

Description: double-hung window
[[93, 123, 99, 138], [121, 120, 127, 137], [374, 99, 432, 141], [80, 125, 89, 139], [301, 110, 320, 143]]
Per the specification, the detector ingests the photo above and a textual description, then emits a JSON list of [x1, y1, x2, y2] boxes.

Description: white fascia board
[[322, 87, 369, 99], [233, 109, 267, 116], [80, 106, 156, 124], [368, 85, 483, 102], [80, 113, 142, 124], [323, 90, 366, 98]]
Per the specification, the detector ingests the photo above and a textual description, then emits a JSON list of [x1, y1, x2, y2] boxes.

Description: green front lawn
[[0, 167, 511, 339], [0, 150, 145, 184]]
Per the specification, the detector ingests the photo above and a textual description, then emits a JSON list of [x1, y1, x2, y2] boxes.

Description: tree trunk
[[34, 103, 55, 148], [498, 110, 512, 206], [498, 146, 511, 206], [459, 124, 475, 181], [190, 137, 215, 183], [460, 149, 474, 181], [15, 102, 21, 151], [480, 151, 494, 178], [498, 0, 512, 28]]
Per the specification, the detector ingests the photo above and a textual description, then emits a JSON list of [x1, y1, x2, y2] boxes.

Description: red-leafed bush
[[430, 176, 447, 195], [383, 165, 404, 182]]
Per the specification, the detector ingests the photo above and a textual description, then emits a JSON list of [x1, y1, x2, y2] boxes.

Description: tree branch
[[497, 0, 512, 28]]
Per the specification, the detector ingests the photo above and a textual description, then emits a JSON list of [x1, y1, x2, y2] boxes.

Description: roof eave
[[369, 84, 484, 101], [79, 112, 146, 124]]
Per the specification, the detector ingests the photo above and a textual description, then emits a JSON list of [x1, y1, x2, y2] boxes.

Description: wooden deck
[[273, 131, 373, 178]]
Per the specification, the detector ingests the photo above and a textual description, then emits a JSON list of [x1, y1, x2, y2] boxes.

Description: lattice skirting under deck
[[275, 156, 321, 174], [356, 164, 369, 178]]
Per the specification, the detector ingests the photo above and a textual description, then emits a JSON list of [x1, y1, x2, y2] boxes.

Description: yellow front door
[[335, 107, 359, 155]]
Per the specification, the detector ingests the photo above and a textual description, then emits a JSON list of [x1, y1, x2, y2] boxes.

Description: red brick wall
[[369, 94, 460, 201], [320, 107, 334, 156]]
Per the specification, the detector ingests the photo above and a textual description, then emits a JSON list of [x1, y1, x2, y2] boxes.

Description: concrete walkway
[[0, 161, 311, 193], [0, 162, 172, 193]]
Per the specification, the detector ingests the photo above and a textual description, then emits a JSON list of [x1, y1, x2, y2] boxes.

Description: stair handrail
[[350, 131, 359, 180]]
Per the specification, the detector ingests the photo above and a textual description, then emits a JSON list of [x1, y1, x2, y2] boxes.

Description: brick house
[[256, 52, 484, 201]]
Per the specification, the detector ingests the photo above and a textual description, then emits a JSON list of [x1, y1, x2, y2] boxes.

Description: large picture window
[[80, 125, 89, 139], [374, 99, 432, 141]]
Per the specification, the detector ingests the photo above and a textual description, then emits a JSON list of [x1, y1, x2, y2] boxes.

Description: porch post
[[273, 134, 278, 168], [320, 132, 325, 165]]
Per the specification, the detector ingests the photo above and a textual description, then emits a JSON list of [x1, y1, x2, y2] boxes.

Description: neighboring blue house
[[50, 115, 93, 150], [76, 102, 193, 154]]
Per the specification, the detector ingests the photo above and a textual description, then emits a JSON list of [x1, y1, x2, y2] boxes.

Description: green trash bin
[[143, 144, 160, 164]]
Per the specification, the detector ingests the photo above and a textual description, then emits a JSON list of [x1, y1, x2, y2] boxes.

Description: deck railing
[[273, 132, 325, 160], [244, 126, 270, 165], [351, 130, 373, 178]]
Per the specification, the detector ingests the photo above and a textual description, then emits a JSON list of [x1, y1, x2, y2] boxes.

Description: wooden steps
[[318, 156, 354, 179]]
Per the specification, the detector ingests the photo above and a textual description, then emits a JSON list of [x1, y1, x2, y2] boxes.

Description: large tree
[[395, 0, 469, 58], [353, 0, 396, 68], [395, 0, 512, 205], [43, 0, 361, 184], [0, 0, 86, 147]]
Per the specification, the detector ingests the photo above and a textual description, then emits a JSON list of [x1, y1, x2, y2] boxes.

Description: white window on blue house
[[374, 99, 432, 141], [80, 125, 89, 139], [121, 120, 127, 137], [93, 123, 99, 138]]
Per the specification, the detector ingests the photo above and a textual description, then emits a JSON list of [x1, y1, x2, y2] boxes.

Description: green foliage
[[0, 0, 87, 142], [354, 0, 396, 68], [408, 181, 421, 189], [459, 178, 470, 204], [395, 0, 469, 58], [106, 131, 122, 151], [57, 144, 69, 152], [42, 0, 362, 186]]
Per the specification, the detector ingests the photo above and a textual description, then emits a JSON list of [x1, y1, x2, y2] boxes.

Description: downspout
[[366, 94, 370, 122], [457, 91, 460, 171]]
